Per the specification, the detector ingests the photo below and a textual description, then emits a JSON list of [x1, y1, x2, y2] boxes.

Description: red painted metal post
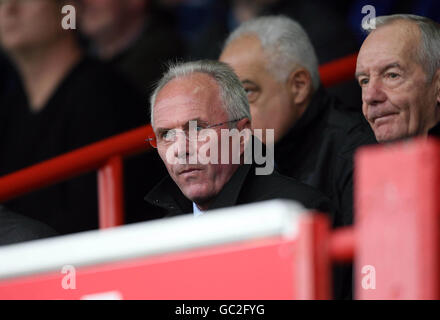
[[295, 213, 331, 299], [355, 138, 440, 299], [98, 156, 124, 229]]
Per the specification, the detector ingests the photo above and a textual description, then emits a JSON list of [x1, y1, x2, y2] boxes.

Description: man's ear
[[287, 67, 313, 105], [236, 117, 252, 156], [237, 117, 251, 130]]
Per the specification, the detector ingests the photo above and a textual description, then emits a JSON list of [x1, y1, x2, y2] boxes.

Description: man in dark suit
[[144, 60, 332, 218], [219, 16, 377, 229]]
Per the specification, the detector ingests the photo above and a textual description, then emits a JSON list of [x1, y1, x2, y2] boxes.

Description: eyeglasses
[[146, 119, 242, 148]]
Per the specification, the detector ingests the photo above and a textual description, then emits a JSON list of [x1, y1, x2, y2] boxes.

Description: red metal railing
[[0, 53, 359, 256], [0, 125, 154, 229]]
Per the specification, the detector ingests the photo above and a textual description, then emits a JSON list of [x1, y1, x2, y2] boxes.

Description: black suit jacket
[[275, 87, 377, 227], [145, 162, 332, 219]]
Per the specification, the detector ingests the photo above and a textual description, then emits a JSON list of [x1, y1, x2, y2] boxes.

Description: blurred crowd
[[0, 0, 439, 238]]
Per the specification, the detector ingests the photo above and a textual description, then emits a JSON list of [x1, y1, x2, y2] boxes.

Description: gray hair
[[224, 15, 320, 90], [150, 60, 251, 126], [365, 14, 440, 81]]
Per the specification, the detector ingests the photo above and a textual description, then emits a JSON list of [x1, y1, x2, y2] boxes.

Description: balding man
[[144, 60, 332, 218], [356, 14, 440, 143], [220, 16, 376, 228]]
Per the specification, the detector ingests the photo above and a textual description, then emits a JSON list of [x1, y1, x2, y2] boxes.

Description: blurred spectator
[[220, 15, 376, 229], [78, 0, 185, 98], [0, 0, 165, 234], [187, 0, 358, 63]]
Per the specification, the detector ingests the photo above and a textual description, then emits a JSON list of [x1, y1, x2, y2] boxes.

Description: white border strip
[[0, 199, 305, 280]]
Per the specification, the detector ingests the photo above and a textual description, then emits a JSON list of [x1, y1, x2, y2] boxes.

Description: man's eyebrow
[[182, 118, 209, 129], [355, 71, 367, 79], [241, 79, 257, 86], [355, 63, 402, 79], [380, 62, 402, 74]]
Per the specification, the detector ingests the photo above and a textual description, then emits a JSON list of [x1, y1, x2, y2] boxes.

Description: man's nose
[[172, 132, 187, 158], [363, 78, 387, 106]]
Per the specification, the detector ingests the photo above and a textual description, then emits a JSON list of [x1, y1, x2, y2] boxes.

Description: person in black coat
[[145, 59, 332, 221], [220, 15, 377, 228], [219, 16, 377, 299], [0, 0, 166, 234]]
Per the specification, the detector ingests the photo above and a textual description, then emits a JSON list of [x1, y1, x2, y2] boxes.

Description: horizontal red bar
[[319, 53, 358, 88], [0, 125, 154, 202]]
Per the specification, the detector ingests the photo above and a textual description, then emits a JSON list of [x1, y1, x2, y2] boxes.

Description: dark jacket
[[275, 87, 377, 227], [145, 162, 332, 218], [0, 205, 57, 246]]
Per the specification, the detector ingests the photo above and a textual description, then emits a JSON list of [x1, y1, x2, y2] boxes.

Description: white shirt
[[193, 202, 204, 217]]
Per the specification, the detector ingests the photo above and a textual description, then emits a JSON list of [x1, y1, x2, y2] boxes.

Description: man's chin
[[181, 186, 213, 206], [376, 129, 413, 144]]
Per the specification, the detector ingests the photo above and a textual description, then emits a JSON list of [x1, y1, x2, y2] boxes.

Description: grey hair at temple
[[150, 60, 251, 126]]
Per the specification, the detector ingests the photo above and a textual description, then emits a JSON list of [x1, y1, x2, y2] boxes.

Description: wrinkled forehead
[[153, 74, 226, 128], [357, 20, 422, 71]]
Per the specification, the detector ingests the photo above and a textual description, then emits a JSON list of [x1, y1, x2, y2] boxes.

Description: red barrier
[[0, 203, 332, 300], [355, 138, 440, 299]]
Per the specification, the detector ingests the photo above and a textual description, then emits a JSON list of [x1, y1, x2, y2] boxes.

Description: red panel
[[355, 138, 440, 299], [295, 214, 331, 299], [0, 238, 298, 300]]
